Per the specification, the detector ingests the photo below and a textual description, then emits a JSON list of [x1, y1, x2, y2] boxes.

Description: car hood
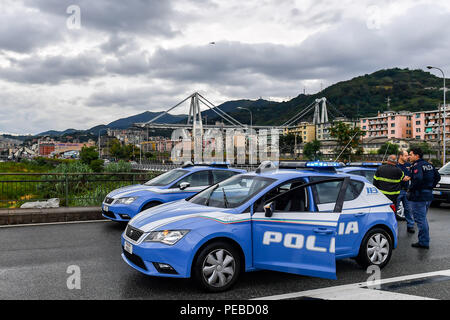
[[437, 175, 450, 185], [129, 200, 234, 232], [107, 184, 165, 198]]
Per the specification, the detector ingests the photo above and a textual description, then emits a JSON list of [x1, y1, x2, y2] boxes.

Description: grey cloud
[[25, 0, 181, 37], [0, 5, 63, 53], [1, 52, 106, 84], [86, 86, 186, 109]]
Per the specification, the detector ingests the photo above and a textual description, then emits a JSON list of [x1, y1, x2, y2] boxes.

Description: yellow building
[[284, 122, 316, 143]]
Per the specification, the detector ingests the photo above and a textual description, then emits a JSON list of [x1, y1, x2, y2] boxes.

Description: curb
[[0, 207, 105, 225]]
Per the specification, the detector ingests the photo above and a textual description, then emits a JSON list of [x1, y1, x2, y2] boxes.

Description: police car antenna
[[334, 131, 359, 162]]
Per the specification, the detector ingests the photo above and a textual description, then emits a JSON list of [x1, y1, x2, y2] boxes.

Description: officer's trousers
[[410, 200, 431, 246], [397, 190, 414, 228]]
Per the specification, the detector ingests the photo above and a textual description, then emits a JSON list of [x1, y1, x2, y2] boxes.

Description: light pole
[[427, 66, 447, 164]]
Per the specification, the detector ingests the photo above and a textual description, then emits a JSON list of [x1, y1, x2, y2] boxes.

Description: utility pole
[[427, 66, 447, 164]]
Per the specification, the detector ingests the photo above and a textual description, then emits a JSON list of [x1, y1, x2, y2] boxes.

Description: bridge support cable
[[196, 92, 245, 127], [281, 101, 317, 127], [144, 93, 195, 125]]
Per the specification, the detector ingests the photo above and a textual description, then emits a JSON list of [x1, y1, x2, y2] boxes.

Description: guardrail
[[0, 172, 160, 208]]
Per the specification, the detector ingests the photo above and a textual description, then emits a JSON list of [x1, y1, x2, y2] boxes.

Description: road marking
[[252, 269, 450, 300], [0, 219, 111, 228]]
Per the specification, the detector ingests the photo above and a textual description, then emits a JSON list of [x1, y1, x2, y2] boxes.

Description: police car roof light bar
[[347, 162, 382, 167]]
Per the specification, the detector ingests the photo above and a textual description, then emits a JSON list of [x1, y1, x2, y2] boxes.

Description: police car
[[336, 162, 408, 220], [432, 161, 450, 206], [102, 163, 245, 222], [337, 162, 381, 184], [121, 161, 398, 292]]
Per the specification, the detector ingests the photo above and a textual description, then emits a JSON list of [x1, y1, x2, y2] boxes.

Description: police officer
[[408, 147, 441, 249], [396, 150, 414, 233], [373, 154, 404, 210]]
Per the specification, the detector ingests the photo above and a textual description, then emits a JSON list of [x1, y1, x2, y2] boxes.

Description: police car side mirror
[[179, 182, 190, 190], [264, 202, 274, 218]]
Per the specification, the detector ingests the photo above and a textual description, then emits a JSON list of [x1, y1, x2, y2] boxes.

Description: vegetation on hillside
[[208, 68, 446, 126]]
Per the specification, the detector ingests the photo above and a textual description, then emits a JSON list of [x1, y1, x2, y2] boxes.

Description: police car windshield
[[439, 162, 450, 175], [144, 169, 188, 186], [189, 175, 275, 208]]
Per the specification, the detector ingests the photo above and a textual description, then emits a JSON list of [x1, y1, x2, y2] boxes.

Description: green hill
[[208, 68, 446, 126]]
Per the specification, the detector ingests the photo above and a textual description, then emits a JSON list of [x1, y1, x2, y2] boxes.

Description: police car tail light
[[390, 204, 396, 213]]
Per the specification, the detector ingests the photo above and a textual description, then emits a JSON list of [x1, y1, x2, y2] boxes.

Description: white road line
[[0, 219, 111, 228], [252, 269, 450, 300]]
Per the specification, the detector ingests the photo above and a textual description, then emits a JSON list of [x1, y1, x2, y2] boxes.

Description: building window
[[416, 128, 421, 133], [391, 130, 395, 134], [415, 114, 420, 118], [391, 116, 395, 120], [391, 123, 395, 127], [416, 121, 421, 125]]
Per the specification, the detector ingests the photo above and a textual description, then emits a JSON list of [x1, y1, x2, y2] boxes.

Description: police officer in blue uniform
[[396, 150, 414, 233], [408, 147, 441, 249]]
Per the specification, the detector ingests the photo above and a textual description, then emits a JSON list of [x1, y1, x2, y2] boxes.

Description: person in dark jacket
[[408, 147, 441, 249], [373, 154, 404, 206], [396, 150, 414, 233]]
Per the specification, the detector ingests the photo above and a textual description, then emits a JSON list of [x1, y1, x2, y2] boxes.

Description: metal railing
[[0, 172, 161, 208]]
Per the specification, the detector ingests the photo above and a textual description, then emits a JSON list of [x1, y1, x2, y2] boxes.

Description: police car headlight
[[115, 197, 138, 205], [144, 230, 190, 245]]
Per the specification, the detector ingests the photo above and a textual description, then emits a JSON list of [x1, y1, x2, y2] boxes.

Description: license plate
[[433, 191, 442, 195], [124, 241, 133, 254], [104, 205, 109, 212]]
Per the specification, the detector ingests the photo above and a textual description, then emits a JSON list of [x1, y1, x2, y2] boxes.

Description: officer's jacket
[[373, 164, 404, 196], [409, 159, 441, 202]]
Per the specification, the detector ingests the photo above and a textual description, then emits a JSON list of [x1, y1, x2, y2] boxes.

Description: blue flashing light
[[347, 162, 382, 167], [306, 161, 342, 168]]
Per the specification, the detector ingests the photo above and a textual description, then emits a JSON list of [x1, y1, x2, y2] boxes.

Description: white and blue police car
[[337, 162, 382, 184], [102, 163, 245, 222], [121, 161, 398, 292]]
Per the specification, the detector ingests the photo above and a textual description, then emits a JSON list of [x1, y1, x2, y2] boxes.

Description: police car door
[[251, 177, 348, 280]]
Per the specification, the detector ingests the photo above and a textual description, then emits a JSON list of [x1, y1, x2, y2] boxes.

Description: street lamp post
[[427, 66, 447, 164]]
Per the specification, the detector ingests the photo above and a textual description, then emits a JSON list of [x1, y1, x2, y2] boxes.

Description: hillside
[[208, 68, 445, 126]]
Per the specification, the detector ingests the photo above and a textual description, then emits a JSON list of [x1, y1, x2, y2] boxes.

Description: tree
[[109, 139, 135, 160], [329, 121, 364, 159], [377, 142, 399, 156], [79, 146, 103, 172], [80, 146, 99, 165], [280, 133, 298, 154], [303, 140, 322, 160]]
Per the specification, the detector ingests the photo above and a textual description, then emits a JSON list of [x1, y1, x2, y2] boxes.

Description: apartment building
[[360, 111, 412, 139], [411, 105, 450, 140], [283, 122, 316, 143]]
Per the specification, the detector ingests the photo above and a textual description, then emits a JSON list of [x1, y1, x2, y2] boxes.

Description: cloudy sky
[[1, 0, 449, 134]]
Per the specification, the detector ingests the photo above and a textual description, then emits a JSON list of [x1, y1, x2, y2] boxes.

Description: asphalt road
[[1, 204, 449, 300]]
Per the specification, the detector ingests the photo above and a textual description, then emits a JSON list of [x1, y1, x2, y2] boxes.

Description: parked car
[[121, 161, 398, 292], [336, 162, 411, 220], [102, 163, 246, 222], [432, 161, 450, 206], [337, 162, 381, 184]]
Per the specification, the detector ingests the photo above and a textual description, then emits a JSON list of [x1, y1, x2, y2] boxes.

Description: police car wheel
[[356, 228, 393, 269], [193, 242, 241, 292]]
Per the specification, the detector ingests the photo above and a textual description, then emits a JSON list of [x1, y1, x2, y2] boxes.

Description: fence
[[0, 172, 160, 208]]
